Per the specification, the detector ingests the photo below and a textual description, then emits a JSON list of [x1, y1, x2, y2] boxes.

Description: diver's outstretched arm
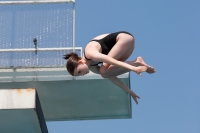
[[108, 76, 140, 104]]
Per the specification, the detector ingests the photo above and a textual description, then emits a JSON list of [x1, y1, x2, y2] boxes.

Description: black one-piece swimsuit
[[84, 31, 133, 66]]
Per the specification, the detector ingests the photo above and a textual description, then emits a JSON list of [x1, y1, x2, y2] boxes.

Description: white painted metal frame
[[72, 1, 75, 52], [0, 0, 78, 65], [0, 0, 75, 4], [0, 47, 82, 56], [0, 0, 76, 53]]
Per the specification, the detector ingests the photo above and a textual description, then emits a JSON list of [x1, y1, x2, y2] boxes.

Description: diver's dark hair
[[63, 52, 81, 75]]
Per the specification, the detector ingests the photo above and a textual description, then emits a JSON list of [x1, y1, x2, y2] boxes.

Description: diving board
[[0, 68, 131, 121]]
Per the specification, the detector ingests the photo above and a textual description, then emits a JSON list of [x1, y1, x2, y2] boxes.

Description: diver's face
[[73, 63, 89, 76]]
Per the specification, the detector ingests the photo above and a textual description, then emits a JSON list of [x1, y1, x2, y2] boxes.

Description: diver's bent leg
[[100, 59, 144, 78], [100, 57, 155, 78], [100, 62, 131, 78]]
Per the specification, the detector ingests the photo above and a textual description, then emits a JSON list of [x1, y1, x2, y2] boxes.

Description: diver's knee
[[101, 72, 109, 78], [100, 67, 108, 78], [129, 36, 135, 46]]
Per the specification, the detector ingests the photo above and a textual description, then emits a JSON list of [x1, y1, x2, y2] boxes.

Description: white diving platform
[[0, 68, 132, 121]]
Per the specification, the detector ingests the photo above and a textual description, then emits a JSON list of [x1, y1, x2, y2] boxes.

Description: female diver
[[63, 31, 155, 104]]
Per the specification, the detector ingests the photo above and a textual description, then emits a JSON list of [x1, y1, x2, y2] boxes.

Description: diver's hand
[[130, 92, 140, 104]]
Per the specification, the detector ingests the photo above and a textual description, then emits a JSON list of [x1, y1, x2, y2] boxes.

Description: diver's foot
[[134, 56, 156, 74], [135, 65, 148, 76]]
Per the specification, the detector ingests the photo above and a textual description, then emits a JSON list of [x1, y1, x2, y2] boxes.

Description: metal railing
[[0, 0, 75, 4], [0, 47, 82, 68], [0, 47, 81, 53]]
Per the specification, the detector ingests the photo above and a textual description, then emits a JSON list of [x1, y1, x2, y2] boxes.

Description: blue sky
[[47, 0, 200, 133]]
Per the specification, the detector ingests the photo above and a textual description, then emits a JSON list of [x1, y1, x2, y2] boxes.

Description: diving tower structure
[[0, 0, 131, 132]]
